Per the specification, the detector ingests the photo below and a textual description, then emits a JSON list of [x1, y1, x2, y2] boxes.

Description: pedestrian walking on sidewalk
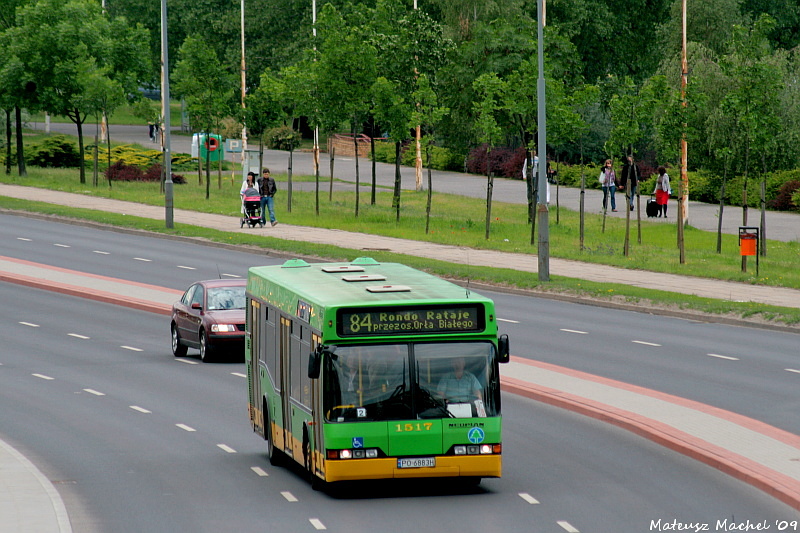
[[257, 168, 278, 227], [619, 156, 640, 211], [599, 159, 618, 212], [653, 166, 671, 218]]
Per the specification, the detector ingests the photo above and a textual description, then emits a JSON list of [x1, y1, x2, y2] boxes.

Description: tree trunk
[[329, 146, 335, 201], [579, 137, 585, 251], [5, 109, 11, 175], [205, 131, 211, 200], [394, 142, 401, 222], [425, 146, 432, 234], [287, 149, 293, 213], [716, 162, 727, 254], [76, 112, 86, 184], [370, 132, 376, 205], [353, 129, 360, 218], [15, 106, 26, 177], [484, 146, 493, 240]]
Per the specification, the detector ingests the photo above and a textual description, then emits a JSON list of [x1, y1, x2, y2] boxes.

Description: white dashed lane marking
[[250, 466, 268, 477], [83, 389, 105, 396], [177, 265, 196, 270], [53, 243, 70, 248], [632, 340, 661, 347], [176, 359, 199, 365], [133, 257, 152, 262], [217, 444, 237, 454], [20, 322, 39, 328], [497, 318, 519, 323], [518, 492, 540, 504], [707, 353, 739, 361], [281, 491, 298, 502], [176, 424, 196, 432], [130, 406, 151, 414], [560, 329, 588, 334], [33, 373, 54, 380], [309, 518, 326, 530], [120, 346, 143, 352], [68, 333, 90, 339], [558, 521, 580, 532], [93, 250, 110, 255]]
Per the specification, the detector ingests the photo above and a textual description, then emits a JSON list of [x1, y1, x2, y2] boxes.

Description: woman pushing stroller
[[240, 172, 263, 228]]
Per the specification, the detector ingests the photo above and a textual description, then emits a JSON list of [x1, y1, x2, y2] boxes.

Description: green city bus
[[245, 257, 509, 487]]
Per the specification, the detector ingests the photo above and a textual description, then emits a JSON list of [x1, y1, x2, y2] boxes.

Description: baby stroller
[[240, 187, 263, 228]]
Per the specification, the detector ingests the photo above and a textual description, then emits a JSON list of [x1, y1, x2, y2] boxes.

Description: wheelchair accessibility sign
[[352, 437, 364, 449]]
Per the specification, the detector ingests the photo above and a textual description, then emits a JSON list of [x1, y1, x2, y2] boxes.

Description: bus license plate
[[397, 457, 435, 469]]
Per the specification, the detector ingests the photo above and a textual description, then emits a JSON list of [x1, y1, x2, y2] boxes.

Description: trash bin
[[199, 134, 223, 162], [739, 227, 758, 256]]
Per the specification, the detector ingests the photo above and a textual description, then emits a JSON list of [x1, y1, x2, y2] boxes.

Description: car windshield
[[323, 341, 499, 422], [206, 286, 246, 310]]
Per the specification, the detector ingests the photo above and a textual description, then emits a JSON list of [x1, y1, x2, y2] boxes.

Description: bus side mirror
[[308, 347, 322, 379], [497, 334, 510, 364]]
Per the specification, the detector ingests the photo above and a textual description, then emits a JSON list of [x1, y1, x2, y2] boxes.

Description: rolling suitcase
[[646, 197, 660, 218]]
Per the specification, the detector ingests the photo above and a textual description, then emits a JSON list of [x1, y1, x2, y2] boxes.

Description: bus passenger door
[[279, 315, 293, 458], [248, 300, 263, 435]]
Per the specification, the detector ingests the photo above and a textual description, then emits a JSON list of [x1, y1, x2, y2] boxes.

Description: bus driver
[[436, 357, 482, 404]]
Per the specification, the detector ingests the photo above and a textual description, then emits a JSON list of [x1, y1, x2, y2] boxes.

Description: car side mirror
[[191, 302, 203, 310], [497, 334, 510, 364]]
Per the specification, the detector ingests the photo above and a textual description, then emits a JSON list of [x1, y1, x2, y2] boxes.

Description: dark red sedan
[[171, 279, 246, 362]]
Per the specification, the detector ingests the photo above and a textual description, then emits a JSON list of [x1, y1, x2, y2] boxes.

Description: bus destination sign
[[338, 304, 484, 337]]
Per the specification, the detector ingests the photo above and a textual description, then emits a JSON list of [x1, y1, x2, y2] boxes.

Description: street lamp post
[[536, 0, 550, 281], [161, 0, 173, 228]]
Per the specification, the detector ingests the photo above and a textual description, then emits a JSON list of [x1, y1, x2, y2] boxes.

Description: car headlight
[[210, 324, 236, 332]]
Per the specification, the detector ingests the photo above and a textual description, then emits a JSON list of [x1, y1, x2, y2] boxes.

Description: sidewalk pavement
[[2, 184, 800, 531], [2, 183, 800, 311], [1, 256, 799, 532]]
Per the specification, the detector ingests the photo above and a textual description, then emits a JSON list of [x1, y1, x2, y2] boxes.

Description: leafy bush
[[105, 160, 144, 181], [425, 145, 465, 172], [143, 163, 187, 185], [105, 160, 187, 183], [27, 135, 81, 168], [769, 179, 800, 211], [266, 125, 301, 151], [465, 145, 520, 178]]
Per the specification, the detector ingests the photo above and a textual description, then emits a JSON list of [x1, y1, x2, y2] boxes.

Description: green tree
[[472, 72, 505, 240], [410, 73, 449, 234], [172, 35, 236, 199], [10, 0, 143, 184], [372, 76, 413, 222], [316, 4, 377, 216]]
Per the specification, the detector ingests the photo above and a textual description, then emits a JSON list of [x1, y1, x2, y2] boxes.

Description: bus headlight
[[480, 445, 492, 454], [454, 446, 467, 455]]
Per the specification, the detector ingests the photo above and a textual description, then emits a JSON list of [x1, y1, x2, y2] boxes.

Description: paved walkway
[[2, 183, 800, 312], [1, 255, 800, 532]]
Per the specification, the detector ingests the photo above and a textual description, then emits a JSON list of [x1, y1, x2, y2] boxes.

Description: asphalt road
[[2, 281, 796, 532], [29, 121, 800, 243]]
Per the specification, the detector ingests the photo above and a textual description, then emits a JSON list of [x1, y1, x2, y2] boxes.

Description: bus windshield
[[324, 342, 499, 422]]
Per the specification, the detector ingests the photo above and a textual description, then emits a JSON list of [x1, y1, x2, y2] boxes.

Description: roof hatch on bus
[[342, 274, 387, 282], [366, 285, 411, 293], [322, 265, 365, 273]]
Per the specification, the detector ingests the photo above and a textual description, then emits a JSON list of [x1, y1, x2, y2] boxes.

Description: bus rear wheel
[[264, 403, 283, 466]]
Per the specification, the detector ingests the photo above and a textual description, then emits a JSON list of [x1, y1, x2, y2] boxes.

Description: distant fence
[[327, 133, 372, 158]]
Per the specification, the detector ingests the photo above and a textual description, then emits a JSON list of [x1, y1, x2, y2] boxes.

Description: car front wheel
[[172, 324, 188, 357], [199, 330, 214, 363]]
